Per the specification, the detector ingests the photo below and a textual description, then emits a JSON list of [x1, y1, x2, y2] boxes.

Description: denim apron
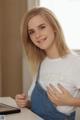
[[31, 65, 75, 120]]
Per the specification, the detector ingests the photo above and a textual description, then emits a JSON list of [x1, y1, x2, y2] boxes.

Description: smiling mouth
[[37, 38, 47, 43]]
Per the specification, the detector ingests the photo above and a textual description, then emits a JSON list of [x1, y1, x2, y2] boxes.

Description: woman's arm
[[15, 74, 37, 108], [26, 100, 31, 109], [47, 83, 80, 106], [68, 97, 80, 107], [15, 93, 31, 108]]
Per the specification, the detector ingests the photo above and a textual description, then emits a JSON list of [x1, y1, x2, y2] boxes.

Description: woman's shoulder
[[69, 51, 80, 61], [40, 51, 80, 67], [66, 51, 80, 69]]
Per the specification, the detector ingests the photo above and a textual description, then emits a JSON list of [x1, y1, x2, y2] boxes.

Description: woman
[[15, 7, 80, 120]]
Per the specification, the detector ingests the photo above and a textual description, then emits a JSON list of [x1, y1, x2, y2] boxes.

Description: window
[[40, 0, 80, 49]]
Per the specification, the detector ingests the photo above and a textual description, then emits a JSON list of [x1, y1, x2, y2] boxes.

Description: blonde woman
[[15, 7, 80, 120]]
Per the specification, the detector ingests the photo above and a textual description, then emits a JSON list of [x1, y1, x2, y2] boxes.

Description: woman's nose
[[35, 31, 41, 38]]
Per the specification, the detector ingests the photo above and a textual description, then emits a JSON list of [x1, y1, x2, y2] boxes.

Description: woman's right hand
[[15, 93, 28, 108]]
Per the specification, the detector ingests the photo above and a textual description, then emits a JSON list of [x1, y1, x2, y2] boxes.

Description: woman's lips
[[37, 37, 47, 44]]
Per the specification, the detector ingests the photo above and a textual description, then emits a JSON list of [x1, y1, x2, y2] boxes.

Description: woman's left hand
[[47, 83, 74, 106]]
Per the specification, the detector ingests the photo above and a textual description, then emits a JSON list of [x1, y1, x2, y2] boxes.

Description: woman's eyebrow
[[28, 23, 46, 31], [38, 23, 46, 27]]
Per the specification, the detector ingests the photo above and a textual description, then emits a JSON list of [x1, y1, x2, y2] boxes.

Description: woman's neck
[[45, 45, 60, 59]]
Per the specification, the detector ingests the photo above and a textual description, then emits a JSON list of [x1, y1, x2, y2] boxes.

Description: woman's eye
[[40, 26, 46, 29], [29, 30, 34, 35]]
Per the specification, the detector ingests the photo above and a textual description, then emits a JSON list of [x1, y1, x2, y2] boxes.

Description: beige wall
[[0, 0, 39, 97], [0, 0, 2, 96], [0, 0, 27, 97]]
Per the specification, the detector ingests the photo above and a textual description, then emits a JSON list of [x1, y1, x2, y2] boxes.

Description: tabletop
[[0, 97, 43, 120]]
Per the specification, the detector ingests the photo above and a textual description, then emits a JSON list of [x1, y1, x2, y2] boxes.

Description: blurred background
[[0, 0, 80, 97], [0, 0, 40, 97], [0, 0, 80, 119]]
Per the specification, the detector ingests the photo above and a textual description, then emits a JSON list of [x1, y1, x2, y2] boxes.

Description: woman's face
[[28, 15, 55, 53]]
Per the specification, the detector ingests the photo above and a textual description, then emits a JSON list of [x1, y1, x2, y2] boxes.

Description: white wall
[[40, 0, 80, 50]]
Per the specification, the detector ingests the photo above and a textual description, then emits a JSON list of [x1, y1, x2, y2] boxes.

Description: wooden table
[[0, 97, 43, 120]]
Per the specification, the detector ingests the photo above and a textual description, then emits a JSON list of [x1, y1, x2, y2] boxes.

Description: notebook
[[0, 103, 21, 115]]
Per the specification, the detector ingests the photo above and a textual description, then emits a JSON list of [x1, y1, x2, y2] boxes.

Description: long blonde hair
[[21, 7, 70, 75]]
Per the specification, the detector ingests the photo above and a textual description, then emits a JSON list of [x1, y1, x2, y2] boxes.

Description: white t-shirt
[[28, 52, 80, 115]]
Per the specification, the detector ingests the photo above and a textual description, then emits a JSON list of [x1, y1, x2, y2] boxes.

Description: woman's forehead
[[28, 15, 49, 28]]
